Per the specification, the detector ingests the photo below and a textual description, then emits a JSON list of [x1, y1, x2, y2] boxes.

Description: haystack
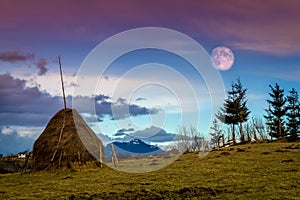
[[33, 108, 104, 171]]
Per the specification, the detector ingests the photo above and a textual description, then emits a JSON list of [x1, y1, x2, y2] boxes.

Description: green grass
[[0, 141, 300, 199]]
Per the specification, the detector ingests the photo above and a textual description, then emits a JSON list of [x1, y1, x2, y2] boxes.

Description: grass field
[[0, 141, 299, 199]]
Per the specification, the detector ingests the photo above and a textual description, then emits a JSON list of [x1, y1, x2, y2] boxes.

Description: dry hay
[[32, 108, 104, 171]]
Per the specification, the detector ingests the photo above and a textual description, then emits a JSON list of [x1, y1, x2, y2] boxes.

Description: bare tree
[[244, 123, 252, 142], [252, 117, 268, 141], [175, 126, 190, 153], [209, 119, 223, 148], [190, 127, 204, 151], [174, 126, 204, 152], [243, 116, 269, 142]]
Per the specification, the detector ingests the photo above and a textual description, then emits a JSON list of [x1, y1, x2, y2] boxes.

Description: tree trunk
[[222, 134, 225, 147], [278, 118, 282, 139], [232, 124, 236, 144], [239, 122, 244, 143]]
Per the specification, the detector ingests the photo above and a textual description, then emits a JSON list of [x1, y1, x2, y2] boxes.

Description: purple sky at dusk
[[0, 0, 300, 154]]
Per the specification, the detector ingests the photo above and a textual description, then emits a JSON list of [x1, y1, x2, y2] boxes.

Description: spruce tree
[[286, 88, 300, 141], [264, 105, 275, 140], [264, 83, 287, 139], [217, 78, 250, 144], [217, 89, 238, 144], [231, 78, 250, 142]]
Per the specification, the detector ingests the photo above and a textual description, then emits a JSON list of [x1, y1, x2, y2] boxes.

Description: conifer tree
[[264, 83, 287, 139], [217, 89, 238, 144], [232, 78, 250, 142], [286, 88, 300, 141], [217, 78, 250, 144]]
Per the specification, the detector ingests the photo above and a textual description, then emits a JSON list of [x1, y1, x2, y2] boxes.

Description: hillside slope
[[0, 141, 299, 199]]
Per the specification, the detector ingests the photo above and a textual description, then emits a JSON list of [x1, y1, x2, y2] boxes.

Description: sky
[[1, 0, 300, 155]]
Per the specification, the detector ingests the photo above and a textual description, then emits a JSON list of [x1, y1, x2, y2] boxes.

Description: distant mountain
[[100, 126, 177, 157], [104, 139, 164, 157], [114, 138, 160, 153]]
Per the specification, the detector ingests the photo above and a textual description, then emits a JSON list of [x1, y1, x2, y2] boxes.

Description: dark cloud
[[115, 126, 176, 143], [109, 101, 160, 120], [0, 74, 66, 126], [1, 74, 161, 127], [0, 50, 48, 76], [117, 128, 135, 133], [95, 94, 111, 102], [129, 105, 158, 116], [0, 51, 34, 63], [114, 128, 135, 137], [1, 1, 300, 55], [116, 97, 126, 105], [114, 132, 128, 137], [35, 58, 48, 75], [0, 74, 62, 114], [74, 95, 160, 121], [135, 97, 146, 101]]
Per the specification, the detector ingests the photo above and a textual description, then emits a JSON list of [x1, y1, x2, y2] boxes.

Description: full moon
[[211, 46, 234, 71]]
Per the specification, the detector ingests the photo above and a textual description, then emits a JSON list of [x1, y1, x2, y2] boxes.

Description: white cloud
[[1, 125, 42, 138], [20, 62, 224, 117], [22, 72, 77, 97], [1, 126, 14, 135]]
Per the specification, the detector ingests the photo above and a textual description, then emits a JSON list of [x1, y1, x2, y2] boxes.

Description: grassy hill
[[0, 141, 299, 199]]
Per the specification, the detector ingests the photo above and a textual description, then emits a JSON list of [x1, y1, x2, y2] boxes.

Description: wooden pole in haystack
[[58, 56, 67, 109], [110, 144, 118, 168], [78, 151, 82, 171], [99, 145, 103, 168]]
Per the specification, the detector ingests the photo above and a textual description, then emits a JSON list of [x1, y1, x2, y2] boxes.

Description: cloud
[[1, 1, 300, 55], [0, 125, 42, 138], [0, 128, 35, 155], [116, 126, 176, 143], [113, 128, 135, 137], [0, 74, 74, 127], [73, 94, 161, 121], [117, 128, 135, 133], [95, 94, 111, 102], [135, 97, 146, 102], [0, 73, 63, 116], [0, 74, 161, 127], [109, 100, 160, 120], [66, 81, 79, 88], [0, 51, 34, 63], [1, 126, 14, 135], [189, 0, 300, 55], [131, 126, 166, 138], [114, 132, 128, 137], [35, 58, 48, 75], [0, 50, 48, 75]]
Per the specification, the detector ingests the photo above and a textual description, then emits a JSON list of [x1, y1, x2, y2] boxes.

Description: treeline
[[210, 78, 300, 148]]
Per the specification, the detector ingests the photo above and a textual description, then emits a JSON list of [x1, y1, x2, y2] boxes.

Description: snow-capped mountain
[[104, 138, 164, 158]]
